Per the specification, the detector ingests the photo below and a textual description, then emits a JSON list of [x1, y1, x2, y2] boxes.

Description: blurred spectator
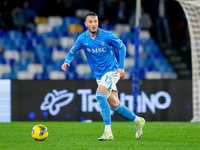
[[29, 0, 47, 16], [0, 0, 13, 30], [96, 0, 109, 24], [177, 12, 188, 42], [0, 12, 6, 30], [11, 6, 26, 32], [62, 0, 78, 16], [177, 12, 190, 52], [114, 0, 130, 24], [46, 0, 65, 16], [152, 0, 171, 43], [46, 0, 77, 16], [129, 7, 153, 31], [107, 0, 118, 24], [21, 1, 37, 31]]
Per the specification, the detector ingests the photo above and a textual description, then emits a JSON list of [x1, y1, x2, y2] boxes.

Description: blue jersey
[[65, 28, 125, 79]]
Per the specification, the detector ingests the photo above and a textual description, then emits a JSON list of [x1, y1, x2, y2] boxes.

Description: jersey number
[[105, 75, 112, 85]]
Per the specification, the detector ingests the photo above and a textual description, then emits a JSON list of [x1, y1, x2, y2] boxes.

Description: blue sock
[[96, 92, 111, 125], [111, 103, 136, 121]]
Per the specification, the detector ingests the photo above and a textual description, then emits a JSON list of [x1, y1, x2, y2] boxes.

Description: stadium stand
[[49, 71, 66, 80], [0, 21, 176, 80], [0, 0, 178, 80]]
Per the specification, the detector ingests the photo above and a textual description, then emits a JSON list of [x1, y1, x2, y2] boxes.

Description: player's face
[[85, 15, 99, 35]]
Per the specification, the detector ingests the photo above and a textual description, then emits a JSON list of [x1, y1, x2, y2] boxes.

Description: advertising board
[[11, 79, 192, 121]]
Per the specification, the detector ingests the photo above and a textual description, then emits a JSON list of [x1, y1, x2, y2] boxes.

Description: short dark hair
[[84, 12, 97, 20]]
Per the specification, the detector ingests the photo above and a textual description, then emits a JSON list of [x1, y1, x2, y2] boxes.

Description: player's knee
[[108, 98, 119, 108], [110, 101, 119, 108], [96, 85, 109, 94]]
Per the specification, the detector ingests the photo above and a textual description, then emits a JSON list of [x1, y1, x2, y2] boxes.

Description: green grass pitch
[[0, 122, 200, 150]]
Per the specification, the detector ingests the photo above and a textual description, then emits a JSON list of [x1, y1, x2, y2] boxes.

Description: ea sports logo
[[87, 48, 91, 52], [40, 89, 74, 116]]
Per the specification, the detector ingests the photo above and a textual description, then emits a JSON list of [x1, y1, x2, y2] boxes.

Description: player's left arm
[[116, 43, 126, 79], [107, 32, 126, 79]]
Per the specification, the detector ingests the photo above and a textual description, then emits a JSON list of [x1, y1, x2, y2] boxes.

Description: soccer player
[[61, 12, 145, 141]]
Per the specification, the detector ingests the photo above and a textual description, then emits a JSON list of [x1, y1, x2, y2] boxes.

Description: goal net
[[176, 0, 200, 122]]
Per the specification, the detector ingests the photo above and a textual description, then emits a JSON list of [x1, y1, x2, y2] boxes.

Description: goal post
[[132, 0, 141, 114], [176, 0, 200, 122]]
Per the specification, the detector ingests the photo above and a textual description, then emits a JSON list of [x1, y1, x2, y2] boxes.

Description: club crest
[[101, 41, 105, 46]]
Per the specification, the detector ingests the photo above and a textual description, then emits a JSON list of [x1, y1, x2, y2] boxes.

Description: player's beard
[[89, 27, 98, 35], [90, 31, 97, 34]]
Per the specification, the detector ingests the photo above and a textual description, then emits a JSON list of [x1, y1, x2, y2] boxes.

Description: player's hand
[[61, 63, 70, 71], [116, 68, 125, 79]]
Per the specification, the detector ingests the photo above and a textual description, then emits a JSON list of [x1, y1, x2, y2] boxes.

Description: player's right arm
[[61, 35, 82, 71], [61, 51, 76, 71], [61, 63, 70, 71]]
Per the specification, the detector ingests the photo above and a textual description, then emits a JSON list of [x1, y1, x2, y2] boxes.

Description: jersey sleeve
[[107, 32, 123, 49], [107, 32, 126, 69], [64, 36, 83, 64], [118, 43, 126, 69], [70, 36, 82, 53]]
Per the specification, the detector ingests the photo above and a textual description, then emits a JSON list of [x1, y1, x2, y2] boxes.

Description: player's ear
[[84, 22, 87, 27]]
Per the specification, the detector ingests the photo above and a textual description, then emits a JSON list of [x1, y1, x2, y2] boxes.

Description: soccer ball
[[31, 124, 49, 141]]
